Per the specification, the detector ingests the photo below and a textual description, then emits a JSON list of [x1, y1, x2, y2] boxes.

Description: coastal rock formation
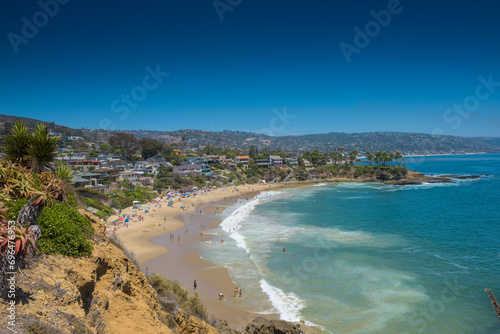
[[245, 317, 303, 334], [175, 311, 218, 334], [214, 319, 242, 334]]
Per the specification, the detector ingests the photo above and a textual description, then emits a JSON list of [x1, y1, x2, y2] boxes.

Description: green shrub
[[4, 197, 28, 221], [148, 273, 207, 320], [37, 202, 93, 257]]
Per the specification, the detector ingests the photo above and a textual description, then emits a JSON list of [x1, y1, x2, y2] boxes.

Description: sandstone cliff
[[0, 210, 218, 334]]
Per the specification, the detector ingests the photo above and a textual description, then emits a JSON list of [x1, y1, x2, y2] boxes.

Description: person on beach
[[283, 248, 286, 252], [146, 267, 148, 276], [239, 289, 242, 298], [194, 280, 197, 291], [234, 287, 238, 298], [218, 293, 224, 300]]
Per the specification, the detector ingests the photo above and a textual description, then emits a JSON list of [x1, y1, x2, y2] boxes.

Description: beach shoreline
[[107, 182, 316, 332]]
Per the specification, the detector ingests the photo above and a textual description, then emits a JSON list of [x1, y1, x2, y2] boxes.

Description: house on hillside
[[172, 164, 202, 177], [109, 160, 131, 170], [147, 157, 169, 166], [254, 159, 271, 168], [286, 158, 299, 167], [204, 155, 219, 164], [134, 161, 149, 170], [67, 160, 101, 171], [91, 168, 120, 183], [269, 155, 283, 166], [234, 156, 250, 163], [174, 149, 186, 156]]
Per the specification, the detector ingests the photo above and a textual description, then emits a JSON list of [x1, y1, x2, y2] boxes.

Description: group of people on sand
[[193, 280, 243, 301], [217, 286, 242, 300]]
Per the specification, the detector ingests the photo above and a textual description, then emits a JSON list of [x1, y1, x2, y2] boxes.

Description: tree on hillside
[[109, 133, 138, 161], [99, 143, 111, 153], [139, 138, 164, 160], [248, 145, 257, 159]]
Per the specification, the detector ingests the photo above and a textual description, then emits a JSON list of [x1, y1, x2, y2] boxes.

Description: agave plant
[[0, 221, 37, 258]]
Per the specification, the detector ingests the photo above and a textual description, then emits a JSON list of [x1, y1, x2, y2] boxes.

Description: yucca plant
[[28, 124, 60, 173], [1, 121, 31, 166]]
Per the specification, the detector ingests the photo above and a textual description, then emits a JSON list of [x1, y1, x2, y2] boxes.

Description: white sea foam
[[259, 279, 306, 322], [217, 190, 322, 327], [220, 191, 284, 253], [313, 183, 328, 187]]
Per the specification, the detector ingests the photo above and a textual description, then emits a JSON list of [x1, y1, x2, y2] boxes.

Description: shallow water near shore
[[198, 154, 500, 333]]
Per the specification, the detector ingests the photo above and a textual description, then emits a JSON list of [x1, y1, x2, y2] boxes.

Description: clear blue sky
[[1, 0, 499, 137]]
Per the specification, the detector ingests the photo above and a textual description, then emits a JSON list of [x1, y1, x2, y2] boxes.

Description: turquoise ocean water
[[198, 154, 500, 333]]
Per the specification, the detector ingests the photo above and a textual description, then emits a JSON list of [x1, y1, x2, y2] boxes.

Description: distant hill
[[1, 114, 499, 155], [119, 129, 500, 155], [0, 114, 78, 135]]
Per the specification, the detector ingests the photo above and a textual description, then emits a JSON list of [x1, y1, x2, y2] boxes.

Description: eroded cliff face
[[1, 210, 217, 334]]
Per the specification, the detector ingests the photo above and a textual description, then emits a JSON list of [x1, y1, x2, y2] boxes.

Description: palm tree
[[374, 151, 382, 165], [349, 150, 358, 166], [394, 152, 403, 166], [337, 147, 344, 163], [366, 151, 374, 166], [28, 123, 60, 173], [2, 121, 31, 166]]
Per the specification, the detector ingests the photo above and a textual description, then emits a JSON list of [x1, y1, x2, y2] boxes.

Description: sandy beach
[[107, 182, 313, 331]]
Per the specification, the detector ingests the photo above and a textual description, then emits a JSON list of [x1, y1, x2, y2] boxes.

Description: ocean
[[197, 154, 500, 333]]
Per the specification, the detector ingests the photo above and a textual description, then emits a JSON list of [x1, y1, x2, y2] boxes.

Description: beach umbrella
[[118, 218, 124, 221], [124, 218, 129, 222], [146, 207, 150, 209]]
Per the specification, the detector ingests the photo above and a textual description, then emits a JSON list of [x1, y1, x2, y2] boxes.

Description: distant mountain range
[[1, 114, 499, 155]]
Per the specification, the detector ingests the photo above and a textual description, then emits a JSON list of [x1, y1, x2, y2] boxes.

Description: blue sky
[[1, 0, 499, 137]]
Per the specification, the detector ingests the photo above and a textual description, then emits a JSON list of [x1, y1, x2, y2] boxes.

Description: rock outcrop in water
[[485, 289, 500, 319]]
